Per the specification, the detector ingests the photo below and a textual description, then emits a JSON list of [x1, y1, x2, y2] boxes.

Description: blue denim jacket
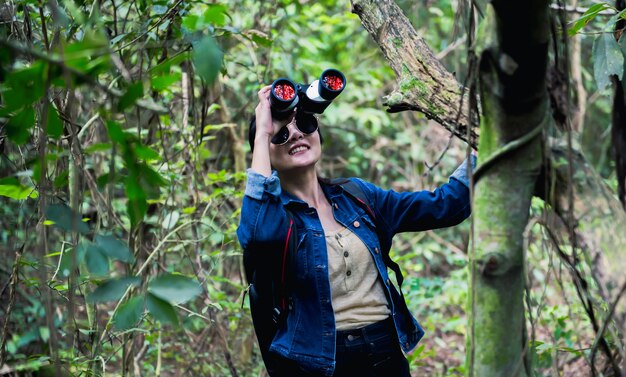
[[237, 156, 475, 376]]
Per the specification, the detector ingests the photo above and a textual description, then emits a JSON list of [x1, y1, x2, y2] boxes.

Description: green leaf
[[87, 277, 140, 303], [149, 52, 189, 76], [0, 178, 38, 200], [203, 4, 228, 27], [45, 203, 90, 234], [192, 36, 223, 84], [148, 274, 202, 304], [47, 105, 63, 139], [567, 3, 612, 36], [619, 33, 626, 98], [118, 82, 144, 111], [6, 107, 35, 145], [94, 234, 134, 263], [107, 121, 127, 144], [593, 33, 624, 92], [114, 296, 145, 330], [85, 242, 109, 276], [151, 73, 181, 91], [63, 31, 110, 74], [251, 33, 272, 47], [140, 164, 168, 187], [53, 170, 69, 188], [147, 292, 179, 325], [110, 33, 128, 45], [125, 178, 148, 227], [84, 143, 112, 154], [182, 14, 199, 31], [57, 248, 75, 278], [3, 61, 46, 111], [135, 145, 162, 161]]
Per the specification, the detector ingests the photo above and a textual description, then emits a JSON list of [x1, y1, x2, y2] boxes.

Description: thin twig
[[0, 249, 22, 366], [113, 0, 183, 52]]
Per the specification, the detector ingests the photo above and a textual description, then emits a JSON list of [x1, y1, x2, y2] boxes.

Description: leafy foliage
[[0, 0, 620, 376]]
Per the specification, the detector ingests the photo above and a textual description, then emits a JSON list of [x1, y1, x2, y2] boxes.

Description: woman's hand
[[255, 85, 275, 142], [251, 85, 275, 177]]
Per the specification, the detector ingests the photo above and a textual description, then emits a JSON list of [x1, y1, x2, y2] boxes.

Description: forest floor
[[415, 331, 592, 377]]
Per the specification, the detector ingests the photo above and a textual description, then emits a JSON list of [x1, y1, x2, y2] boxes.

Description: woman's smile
[[288, 143, 310, 156]]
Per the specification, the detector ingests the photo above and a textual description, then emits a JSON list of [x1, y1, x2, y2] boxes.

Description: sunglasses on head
[[271, 112, 319, 145]]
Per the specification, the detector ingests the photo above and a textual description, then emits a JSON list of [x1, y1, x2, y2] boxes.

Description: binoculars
[[270, 68, 346, 120]]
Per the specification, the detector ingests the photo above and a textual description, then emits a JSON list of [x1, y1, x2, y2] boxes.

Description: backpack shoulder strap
[[273, 209, 296, 324], [335, 179, 405, 290]]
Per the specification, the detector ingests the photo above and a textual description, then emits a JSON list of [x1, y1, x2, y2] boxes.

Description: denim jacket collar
[[279, 180, 344, 208]]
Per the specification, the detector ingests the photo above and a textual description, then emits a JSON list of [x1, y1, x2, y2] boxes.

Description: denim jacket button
[[333, 203, 339, 209], [353, 221, 360, 228], [374, 247, 379, 254]]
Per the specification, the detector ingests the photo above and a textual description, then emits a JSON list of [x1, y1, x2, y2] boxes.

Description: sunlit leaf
[[0, 178, 38, 200], [182, 14, 199, 31], [203, 4, 228, 27], [568, 3, 613, 36], [148, 274, 202, 304], [135, 145, 162, 161], [151, 73, 181, 91]]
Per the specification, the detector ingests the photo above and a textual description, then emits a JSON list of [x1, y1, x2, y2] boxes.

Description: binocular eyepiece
[[270, 68, 346, 120]]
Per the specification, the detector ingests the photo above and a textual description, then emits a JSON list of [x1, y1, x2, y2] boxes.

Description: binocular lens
[[268, 69, 346, 118], [274, 83, 295, 101], [322, 74, 344, 91], [318, 69, 346, 101], [270, 78, 299, 119]]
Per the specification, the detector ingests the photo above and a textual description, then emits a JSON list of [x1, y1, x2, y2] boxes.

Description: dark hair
[[248, 112, 323, 153]]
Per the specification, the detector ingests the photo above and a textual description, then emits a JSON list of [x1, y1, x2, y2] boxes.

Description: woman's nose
[[287, 122, 303, 142]]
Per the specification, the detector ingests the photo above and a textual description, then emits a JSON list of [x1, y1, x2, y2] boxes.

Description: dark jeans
[[272, 317, 411, 377]]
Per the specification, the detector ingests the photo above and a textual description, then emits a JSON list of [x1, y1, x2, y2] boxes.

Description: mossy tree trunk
[[468, 1, 550, 375], [352, 0, 626, 369]]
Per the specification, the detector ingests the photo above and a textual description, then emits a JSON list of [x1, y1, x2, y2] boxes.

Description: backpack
[[242, 179, 404, 375]]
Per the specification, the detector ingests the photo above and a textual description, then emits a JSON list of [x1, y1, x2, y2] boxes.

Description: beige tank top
[[325, 227, 390, 331]]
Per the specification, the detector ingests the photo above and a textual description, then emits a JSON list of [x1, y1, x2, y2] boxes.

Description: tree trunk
[[350, 0, 626, 333], [468, 1, 549, 375]]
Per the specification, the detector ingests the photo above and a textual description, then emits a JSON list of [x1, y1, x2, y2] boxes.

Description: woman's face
[[269, 113, 322, 173]]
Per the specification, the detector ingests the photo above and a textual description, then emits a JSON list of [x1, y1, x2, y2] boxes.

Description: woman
[[237, 85, 476, 377]]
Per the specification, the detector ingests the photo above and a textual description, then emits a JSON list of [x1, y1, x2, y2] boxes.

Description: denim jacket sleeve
[[236, 169, 290, 251], [354, 155, 476, 234]]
